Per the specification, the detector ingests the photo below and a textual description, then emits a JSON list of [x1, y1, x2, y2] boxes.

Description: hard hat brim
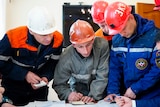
[[70, 35, 94, 44], [28, 26, 56, 35], [108, 14, 130, 35]]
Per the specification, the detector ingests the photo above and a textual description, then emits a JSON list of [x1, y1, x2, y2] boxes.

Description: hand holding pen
[[104, 94, 117, 103], [115, 96, 132, 107]]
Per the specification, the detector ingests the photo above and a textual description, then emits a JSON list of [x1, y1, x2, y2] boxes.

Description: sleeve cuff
[[132, 100, 136, 107]]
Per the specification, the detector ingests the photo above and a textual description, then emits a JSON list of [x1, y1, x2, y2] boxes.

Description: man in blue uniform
[[115, 31, 160, 107], [0, 6, 63, 106], [103, 1, 160, 102]]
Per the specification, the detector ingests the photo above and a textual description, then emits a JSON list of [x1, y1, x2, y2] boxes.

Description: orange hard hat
[[91, 0, 108, 23], [153, 0, 160, 10], [104, 1, 132, 35], [69, 20, 95, 44]]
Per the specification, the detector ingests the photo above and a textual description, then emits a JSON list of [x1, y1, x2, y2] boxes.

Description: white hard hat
[[27, 6, 56, 35]]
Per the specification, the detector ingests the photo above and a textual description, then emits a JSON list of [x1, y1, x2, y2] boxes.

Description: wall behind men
[[4, 0, 154, 36], [0, 0, 155, 100]]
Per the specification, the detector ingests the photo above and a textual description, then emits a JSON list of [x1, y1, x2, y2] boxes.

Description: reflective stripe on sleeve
[[0, 55, 33, 68], [71, 69, 96, 80], [45, 54, 60, 60], [111, 47, 153, 52]]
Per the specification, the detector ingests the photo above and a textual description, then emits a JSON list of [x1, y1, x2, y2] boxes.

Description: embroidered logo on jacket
[[155, 50, 160, 68], [135, 58, 148, 70]]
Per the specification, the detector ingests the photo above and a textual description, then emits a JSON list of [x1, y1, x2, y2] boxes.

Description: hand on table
[[68, 92, 83, 102], [115, 96, 132, 107], [104, 94, 117, 102], [81, 96, 95, 103], [124, 87, 136, 99]]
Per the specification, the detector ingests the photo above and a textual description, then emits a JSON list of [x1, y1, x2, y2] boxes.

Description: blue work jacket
[[0, 26, 63, 81], [136, 97, 160, 107], [107, 14, 160, 99]]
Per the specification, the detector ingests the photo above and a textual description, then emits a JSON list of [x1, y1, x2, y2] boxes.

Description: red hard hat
[[104, 1, 132, 35], [91, 0, 108, 23], [69, 20, 95, 44], [153, 0, 160, 10]]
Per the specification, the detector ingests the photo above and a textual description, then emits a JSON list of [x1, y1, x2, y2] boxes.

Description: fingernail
[[107, 98, 111, 101]]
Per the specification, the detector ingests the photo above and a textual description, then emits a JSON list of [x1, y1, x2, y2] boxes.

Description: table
[[19, 100, 118, 107]]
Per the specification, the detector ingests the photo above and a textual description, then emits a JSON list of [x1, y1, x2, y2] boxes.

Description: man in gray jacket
[[53, 20, 109, 103]]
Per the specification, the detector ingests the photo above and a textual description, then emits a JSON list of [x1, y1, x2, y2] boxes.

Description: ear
[[72, 44, 76, 48], [129, 14, 134, 20]]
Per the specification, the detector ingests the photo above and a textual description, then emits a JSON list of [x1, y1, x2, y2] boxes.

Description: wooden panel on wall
[[137, 2, 160, 28]]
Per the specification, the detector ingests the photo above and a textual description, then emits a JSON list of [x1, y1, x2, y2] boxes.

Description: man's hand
[[2, 103, 16, 107], [0, 87, 5, 94], [68, 92, 83, 102], [41, 77, 49, 84], [124, 87, 136, 99], [25, 71, 42, 84], [0, 87, 5, 102], [25, 71, 42, 89], [0, 93, 2, 103], [115, 96, 132, 107], [81, 96, 95, 103], [104, 94, 117, 102]]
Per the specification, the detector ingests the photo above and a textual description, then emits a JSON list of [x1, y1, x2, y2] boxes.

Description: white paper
[[66, 100, 118, 107], [17, 100, 118, 107], [18, 100, 65, 107], [96, 100, 119, 107], [33, 81, 47, 88]]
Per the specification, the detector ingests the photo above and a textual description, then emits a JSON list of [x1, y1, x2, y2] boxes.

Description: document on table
[[66, 100, 118, 107], [18, 100, 118, 107], [96, 100, 118, 107], [19, 100, 65, 107]]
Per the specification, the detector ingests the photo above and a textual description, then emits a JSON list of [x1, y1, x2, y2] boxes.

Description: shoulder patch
[[155, 58, 160, 68], [156, 50, 160, 57], [155, 50, 160, 68], [135, 58, 148, 70], [6, 26, 37, 51]]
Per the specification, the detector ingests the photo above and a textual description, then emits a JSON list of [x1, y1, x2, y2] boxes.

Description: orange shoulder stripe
[[104, 35, 113, 41], [95, 28, 113, 41], [6, 26, 37, 51], [95, 29, 104, 38], [52, 31, 64, 48]]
